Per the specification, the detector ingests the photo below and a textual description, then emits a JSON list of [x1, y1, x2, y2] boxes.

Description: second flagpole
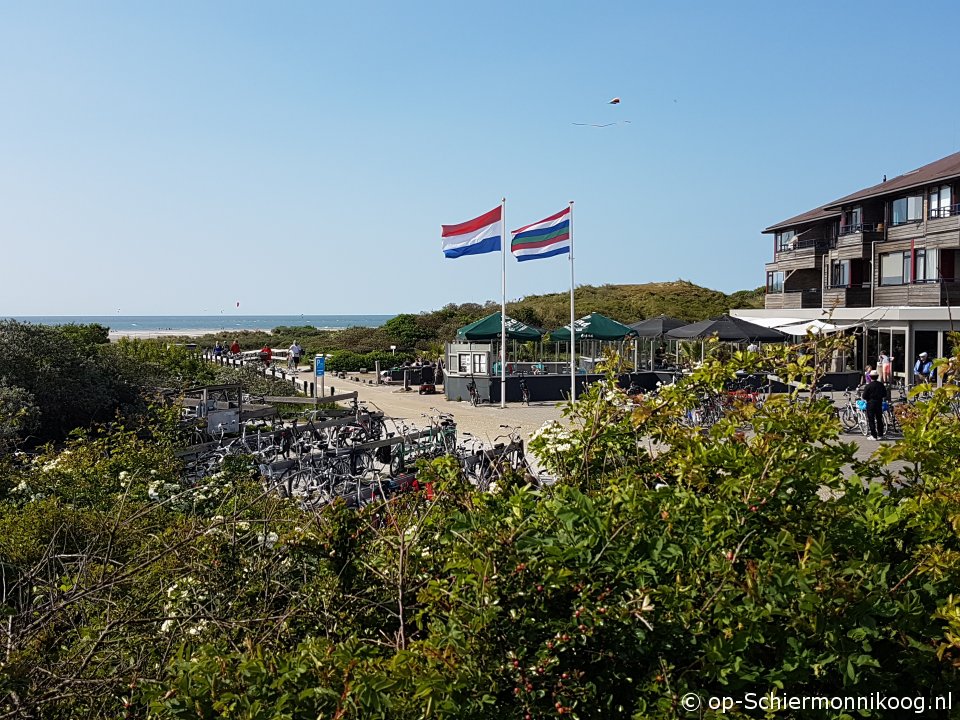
[[569, 200, 576, 403], [500, 197, 507, 409]]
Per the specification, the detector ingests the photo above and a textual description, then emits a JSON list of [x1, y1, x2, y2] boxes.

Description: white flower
[[257, 531, 279, 549]]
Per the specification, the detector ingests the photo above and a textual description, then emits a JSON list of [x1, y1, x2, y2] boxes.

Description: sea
[[6, 315, 394, 334]]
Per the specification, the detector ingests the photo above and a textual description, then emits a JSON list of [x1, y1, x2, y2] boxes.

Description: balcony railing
[[827, 281, 873, 290], [929, 203, 960, 219], [775, 237, 836, 254], [838, 223, 882, 236]]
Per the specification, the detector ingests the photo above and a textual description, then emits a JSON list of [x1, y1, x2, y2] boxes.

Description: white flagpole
[[500, 197, 507, 409], [569, 200, 576, 402]]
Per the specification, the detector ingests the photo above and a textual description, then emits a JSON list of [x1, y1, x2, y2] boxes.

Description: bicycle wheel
[[838, 405, 856, 430], [288, 470, 315, 497], [351, 450, 374, 476], [470, 460, 492, 491], [857, 410, 870, 437], [389, 448, 405, 477]]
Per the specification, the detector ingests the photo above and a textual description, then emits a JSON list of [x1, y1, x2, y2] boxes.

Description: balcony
[[873, 279, 960, 307], [835, 223, 883, 256], [771, 237, 834, 271], [823, 283, 871, 309], [764, 288, 822, 310]]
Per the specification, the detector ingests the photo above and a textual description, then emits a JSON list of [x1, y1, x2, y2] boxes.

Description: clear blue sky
[[4, 0, 960, 315]]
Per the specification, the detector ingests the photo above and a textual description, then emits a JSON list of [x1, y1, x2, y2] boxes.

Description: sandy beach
[[108, 329, 246, 340]]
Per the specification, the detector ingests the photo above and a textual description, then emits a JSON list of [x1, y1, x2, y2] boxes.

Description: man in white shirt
[[288, 341, 302, 370]]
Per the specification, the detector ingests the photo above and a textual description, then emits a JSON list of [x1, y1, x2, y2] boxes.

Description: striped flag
[[441, 206, 503, 259], [511, 207, 571, 261]]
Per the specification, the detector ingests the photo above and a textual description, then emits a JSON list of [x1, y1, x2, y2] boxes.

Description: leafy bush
[[2, 332, 959, 718]]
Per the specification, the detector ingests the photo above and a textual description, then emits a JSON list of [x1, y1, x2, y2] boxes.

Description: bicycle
[[518, 374, 531, 406]]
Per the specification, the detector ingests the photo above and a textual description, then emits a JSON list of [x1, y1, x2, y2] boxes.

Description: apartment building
[[732, 151, 960, 382]]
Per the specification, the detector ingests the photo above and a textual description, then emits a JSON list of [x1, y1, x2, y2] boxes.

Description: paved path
[[326, 375, 902, 468], [328, 374, 564, 446]]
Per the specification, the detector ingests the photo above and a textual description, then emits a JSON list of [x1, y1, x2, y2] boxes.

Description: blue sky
[[4, 0, 960, 315]]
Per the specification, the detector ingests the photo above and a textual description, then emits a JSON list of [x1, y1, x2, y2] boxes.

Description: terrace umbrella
[[666, 315, 789, 342], [667, 314, 789, 364], [456, 312, 542, 342], [628, 315, 686, 369], [547, 313, 637, 342], [548, 313, 637, 373]]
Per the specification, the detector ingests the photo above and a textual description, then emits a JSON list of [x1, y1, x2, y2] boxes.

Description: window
[[929, 185, 953, 218], [892, 195, 923, 225], [880, 252, 909, 285], [472, 353, 488, 375], [840, 206, 862, 234], [766, 271, 784, 293], [458, 353, 470, 374], [915, 248, 937, 282], [775, 230, 796, 252], [830, 260, 850, 287]]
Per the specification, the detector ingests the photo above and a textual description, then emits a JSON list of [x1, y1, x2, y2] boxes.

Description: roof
[[763, 150, 960, 234], [763, 206, 841, 234]]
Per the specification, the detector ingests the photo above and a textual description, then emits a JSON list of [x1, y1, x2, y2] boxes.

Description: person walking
[[861, 368, 887, 440], [914, 352, 933, 383], [213, 341, 223, 359], [863, 364, 873, 386], [259, 344, 272, 368], [229, 339, 241, 356], [288, 340, 302, 370]]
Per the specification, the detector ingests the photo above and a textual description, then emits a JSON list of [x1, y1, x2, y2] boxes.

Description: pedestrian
[[863, 364, 873, 386], [213, 341, 223, 358], [861, 368, 887, 440], [288, 340, 302, 369], [878, 351, 892, 382], [229, 339, 241, 355], [259, 344, 272, 368], [914, 352, 933, 382]]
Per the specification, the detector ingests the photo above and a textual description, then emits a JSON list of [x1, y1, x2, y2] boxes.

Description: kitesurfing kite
[[573, 96, 631, 127]]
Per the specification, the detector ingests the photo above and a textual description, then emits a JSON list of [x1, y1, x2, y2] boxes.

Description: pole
[[569, 200, 576, 402], [501, 197, 507, 408]]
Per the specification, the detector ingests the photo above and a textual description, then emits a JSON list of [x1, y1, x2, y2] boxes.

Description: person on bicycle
[[519, 374, 530, 405], [861, 369, 886, 440]]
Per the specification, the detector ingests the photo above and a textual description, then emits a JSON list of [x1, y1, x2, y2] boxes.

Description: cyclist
[[519, 374, 530, 405], [467, 379, 479, 406]]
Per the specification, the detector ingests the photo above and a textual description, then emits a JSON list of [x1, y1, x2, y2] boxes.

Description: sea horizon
[[6, 314, 395, 333]]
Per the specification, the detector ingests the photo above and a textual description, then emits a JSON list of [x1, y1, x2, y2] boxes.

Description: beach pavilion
[[445, 311, 548, 403]]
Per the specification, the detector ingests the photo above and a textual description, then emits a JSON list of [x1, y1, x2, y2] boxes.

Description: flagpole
[[569, 200, 576, 402], [500, 197, 507, 409]]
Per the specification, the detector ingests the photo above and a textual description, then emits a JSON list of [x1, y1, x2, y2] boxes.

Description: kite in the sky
[[573, 97, 630, 127], [236, 301, 240, 308]]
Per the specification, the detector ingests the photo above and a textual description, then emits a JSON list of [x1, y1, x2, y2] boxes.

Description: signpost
[[315, 354, 326, 401]]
